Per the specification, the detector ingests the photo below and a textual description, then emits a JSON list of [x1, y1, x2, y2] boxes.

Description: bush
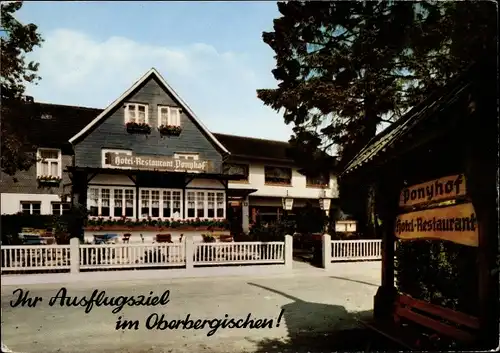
[[395, 240, 479, 316], [249, 219, 295, 242]]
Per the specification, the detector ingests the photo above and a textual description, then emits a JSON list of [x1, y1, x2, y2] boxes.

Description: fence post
[[284, 234, 293, 269], [70, 237, 80, 274], [322, 233, 331, 269], [185, 234, 194, 271]]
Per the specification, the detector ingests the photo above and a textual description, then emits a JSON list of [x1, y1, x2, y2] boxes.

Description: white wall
[[228, 162, 339, 199], [0, 193, 62, 215]]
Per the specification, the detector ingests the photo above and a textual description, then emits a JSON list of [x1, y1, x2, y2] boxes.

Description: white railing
[[80, 243, 185, 270], [331, 239, 382, 261], [1, 245, 71, 272], [194, 242, 285, 265], [2, 235, 293, 275]]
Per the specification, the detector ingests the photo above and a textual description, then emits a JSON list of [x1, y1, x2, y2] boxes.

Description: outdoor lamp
[[281, 191, 294, 211], [318, 189, 331, 214], [319, 189, 331, 234]]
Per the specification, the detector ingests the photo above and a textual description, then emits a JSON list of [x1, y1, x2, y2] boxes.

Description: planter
[[37, 177, 62, 187], [158, 125, 182, 137], [84, 226, 227, 232], [126, 122, 151, 135]]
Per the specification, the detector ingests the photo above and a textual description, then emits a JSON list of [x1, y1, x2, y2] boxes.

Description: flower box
[[37, 176, 62, 186], [84, 226, 227, 232], [158, 125, 182, 137], [126, 122, 151, 135], [85, 217, 229, 232]]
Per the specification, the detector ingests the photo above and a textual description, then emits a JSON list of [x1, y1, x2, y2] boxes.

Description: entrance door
[[228, 199, 243, 235]]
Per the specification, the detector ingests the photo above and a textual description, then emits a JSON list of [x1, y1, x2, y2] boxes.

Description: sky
[[17, 1, 295, 141]]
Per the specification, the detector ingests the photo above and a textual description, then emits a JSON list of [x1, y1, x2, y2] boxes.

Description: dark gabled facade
[[70, 69, 228, 173]]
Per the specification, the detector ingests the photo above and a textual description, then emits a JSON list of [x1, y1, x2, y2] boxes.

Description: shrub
[[395, 240, 479, 316]]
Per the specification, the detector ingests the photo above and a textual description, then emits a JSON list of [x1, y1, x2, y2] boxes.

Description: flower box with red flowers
[[158, 125, 182, 137], [126, 121, 151, 134], [37, 175, 62, 186], [84, 216, 229, 231]]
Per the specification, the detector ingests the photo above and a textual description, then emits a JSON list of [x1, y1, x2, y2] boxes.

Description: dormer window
[[158, 106, 181, 127], [36, 148, 62, 186], [124, 103, 148, 124]]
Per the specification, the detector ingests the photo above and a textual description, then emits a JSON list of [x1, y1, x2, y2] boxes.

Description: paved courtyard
[[1, 262, 381, 353]]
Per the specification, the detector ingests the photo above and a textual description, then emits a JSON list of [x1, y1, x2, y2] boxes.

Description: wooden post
[[373, 170, 401, 320], [463, 73, 498, 348]]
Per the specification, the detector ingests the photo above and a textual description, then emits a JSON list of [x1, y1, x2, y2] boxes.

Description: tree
[[257, 1, 496, 236], [1, 1, 43, 176]]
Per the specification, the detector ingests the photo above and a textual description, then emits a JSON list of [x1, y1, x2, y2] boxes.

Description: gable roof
[[68, 68, 229, 154], [212, 133, 294, 163]]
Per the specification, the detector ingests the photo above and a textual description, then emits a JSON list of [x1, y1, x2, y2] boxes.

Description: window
[[187, 191, 196, 218], [174, 153, 199, 161], [20, 202, 41, 215], [264, 166, 292, 185], [124, 103, 148, 124], [87, 187, 135, 218], [306, 173, 330, 187], [196, 191, 205, 218], [113, 189, 123, 217], [158, 106, 181, 126], [141, 190, 150, 217], [37, 148, 61, 178], [124, 189, 134, 217], [101, 189, 110, 216], [216, 192, 225, 218], [88, 188, 99, 216], [151, 190, 160, 217], [52, 202, 70, 216], [140, 188, 183, 219], [162, 190, 182, 219], [224, 163, 249, 182], [207, 192, 215, 218], [185, 190, 225, 219]]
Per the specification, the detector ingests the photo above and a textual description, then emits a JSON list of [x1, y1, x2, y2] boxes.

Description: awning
[[66, 166, 244, 181], [227, 188, 258, 198]]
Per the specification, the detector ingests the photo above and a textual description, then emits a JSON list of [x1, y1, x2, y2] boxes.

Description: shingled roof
[[16, 101, 296, 162], [213, 133, 294, 163]]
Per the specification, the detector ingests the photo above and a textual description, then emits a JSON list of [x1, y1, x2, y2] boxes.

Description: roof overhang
[[227, 188, 258, 198], [66, 166, 242, 180], [341, 78, 473, 178]]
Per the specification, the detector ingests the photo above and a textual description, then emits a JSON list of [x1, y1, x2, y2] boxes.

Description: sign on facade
[[105, 152, 211, 173], [399, 174, 467, 208]]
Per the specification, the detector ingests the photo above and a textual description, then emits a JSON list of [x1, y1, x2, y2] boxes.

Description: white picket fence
[[1, 237, 289, 274], [331, 239, 382, 261]]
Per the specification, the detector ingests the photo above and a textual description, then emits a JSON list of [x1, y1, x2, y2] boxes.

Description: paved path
[[1, 262, 380, 353]]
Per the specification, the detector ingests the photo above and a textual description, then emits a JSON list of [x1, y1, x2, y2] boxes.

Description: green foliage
[[249, 219, 295, 242], [395, 240, 479, 316], [1, 1, 43, 175], [258, 1, 497, 222], [86, 217, 230, 229]]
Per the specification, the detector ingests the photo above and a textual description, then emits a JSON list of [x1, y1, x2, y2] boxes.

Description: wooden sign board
[[399, 174, 467, 208], [395, 202, 478, 247]]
